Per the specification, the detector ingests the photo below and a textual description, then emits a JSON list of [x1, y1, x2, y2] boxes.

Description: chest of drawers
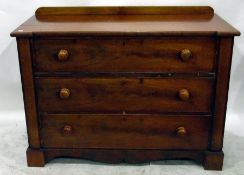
[[11, 6, 240, 170]]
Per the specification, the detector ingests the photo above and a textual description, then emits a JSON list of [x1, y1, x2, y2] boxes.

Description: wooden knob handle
[[178, 89, 190, 101], [57, 49, 69, 61], [180, 49, 192, 62], [177, 126, 187, 136], [59, 88, 70, 99], [63, 125, 73, 135]]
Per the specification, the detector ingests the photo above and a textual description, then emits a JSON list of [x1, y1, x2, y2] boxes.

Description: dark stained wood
[[41, 114, 211, 149], [35, 6, 214, 22], [34, 71, 216, 78], [17, 39, 40, 148], [10, 7, 240, 37], [35, 6, 214, 17], [26, 147, 45, 167], [211, 37, 234, 150], [11, 6, 240, 170], [33, 37, 216, 73], [26, 147, 224, 169], [203, 151, 224, 170], [36, 77, 214, 113], [44, 148, 205, 164]]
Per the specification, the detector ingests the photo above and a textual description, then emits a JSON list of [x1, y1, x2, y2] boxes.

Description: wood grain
[[203, 151, 224, 170], [36, 77, 214, 113], [211, 37, 234, 150], [33, 37, 216, 73], [34, 6, 214, 22], [41, 114, 211, 149], [10, 7, 240, 37], [43, 148, 205, 164], [11, 6, 240, 169], [26, 147, 224, 169], [35, 6, 214, 17], [17, 38, 40, 148], [26, 147, 45, 167]]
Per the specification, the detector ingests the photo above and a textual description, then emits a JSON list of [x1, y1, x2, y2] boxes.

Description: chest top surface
[[11, 6, 240, 37]]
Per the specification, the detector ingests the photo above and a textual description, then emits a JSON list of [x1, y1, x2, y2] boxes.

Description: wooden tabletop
[[11, 6, 240, 37]]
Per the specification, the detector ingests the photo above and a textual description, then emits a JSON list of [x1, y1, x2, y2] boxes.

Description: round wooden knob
[[177, 126, 187, 136], [59, 88, 70, 99], [178, 89, 190, 101], [63, 125, 73, 135], [180, 49, 192, 62], [57, 49, 69, 61]]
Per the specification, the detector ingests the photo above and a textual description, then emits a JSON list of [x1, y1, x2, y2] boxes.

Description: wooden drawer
[[33, 37, 216, 73], [41, 114, 211, 149], [36, 77, 214, 113]]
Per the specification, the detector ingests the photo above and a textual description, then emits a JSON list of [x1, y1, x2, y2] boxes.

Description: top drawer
[[33, 37, 216, 73]]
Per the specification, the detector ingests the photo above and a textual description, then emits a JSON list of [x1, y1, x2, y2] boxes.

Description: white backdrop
[[1, 0, 244, 174]]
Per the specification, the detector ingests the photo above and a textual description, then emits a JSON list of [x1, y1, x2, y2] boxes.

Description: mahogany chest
[[11, 6, 240, 170]]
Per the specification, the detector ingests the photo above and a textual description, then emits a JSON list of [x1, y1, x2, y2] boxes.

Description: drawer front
[[36, 77, 214, 113], [41, 114, 211, 149], [33, 37, 216, 72]]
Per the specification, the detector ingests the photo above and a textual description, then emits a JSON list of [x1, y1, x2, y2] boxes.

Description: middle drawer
[[36, 77, 214, 113]]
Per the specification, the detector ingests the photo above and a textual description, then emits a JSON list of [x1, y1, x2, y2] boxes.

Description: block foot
[[26, 147, 45, 167], [203, 150, 224, 170]]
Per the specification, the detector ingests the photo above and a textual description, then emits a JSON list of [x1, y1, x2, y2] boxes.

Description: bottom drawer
[[41, 114, 211, 150]]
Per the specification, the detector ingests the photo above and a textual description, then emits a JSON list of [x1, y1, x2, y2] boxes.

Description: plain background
[[1, 0, 244, 174]]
